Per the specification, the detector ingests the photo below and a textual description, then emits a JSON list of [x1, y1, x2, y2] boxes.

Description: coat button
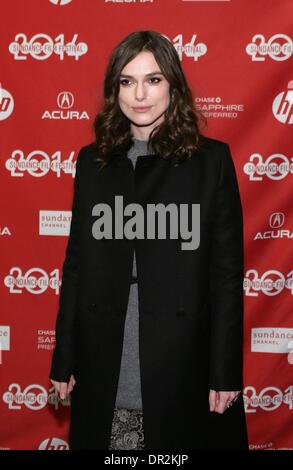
[[176, 307, 186, 317]]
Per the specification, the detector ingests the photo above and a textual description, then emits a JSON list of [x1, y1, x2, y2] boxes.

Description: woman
[[50, 30, 248, 450]]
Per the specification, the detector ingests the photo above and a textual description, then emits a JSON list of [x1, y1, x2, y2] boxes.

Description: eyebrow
[[119, 72, 164, 78]]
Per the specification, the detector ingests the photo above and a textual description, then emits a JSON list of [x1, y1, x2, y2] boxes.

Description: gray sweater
[[114, 137, 152, 410]]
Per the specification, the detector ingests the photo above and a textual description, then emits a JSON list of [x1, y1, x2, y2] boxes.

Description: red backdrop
[[0, 0, 292, 451]]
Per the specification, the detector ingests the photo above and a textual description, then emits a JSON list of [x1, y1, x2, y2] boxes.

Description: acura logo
[[269, 212, 284, 228], [57, 92, 74, 109]]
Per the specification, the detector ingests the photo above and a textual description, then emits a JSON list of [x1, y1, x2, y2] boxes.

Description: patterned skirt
[[108, 407, 145, 450]]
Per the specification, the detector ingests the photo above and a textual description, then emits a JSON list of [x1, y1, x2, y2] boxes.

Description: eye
[[149, 77, 162, 84], [119, 77, 163, 87], [119, 79, 131, 86]]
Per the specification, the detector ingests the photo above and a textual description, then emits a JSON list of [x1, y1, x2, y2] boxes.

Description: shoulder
[[196, 135, 230, 156], [189, 136, 238, 191], [193, 135, 234, 171], [77, 142, 98, 159], [75, 142, 101, 170]]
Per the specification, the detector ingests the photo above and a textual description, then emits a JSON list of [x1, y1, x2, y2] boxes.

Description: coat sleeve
[[49, 146, 85, 383], [208, 143, 244, 391]]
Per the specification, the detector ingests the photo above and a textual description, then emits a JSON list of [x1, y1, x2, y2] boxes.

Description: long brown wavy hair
[[92, 30, 207, 168]]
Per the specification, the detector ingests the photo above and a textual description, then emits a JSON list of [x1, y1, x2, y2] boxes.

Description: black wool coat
[[49, 136, 249, 450]]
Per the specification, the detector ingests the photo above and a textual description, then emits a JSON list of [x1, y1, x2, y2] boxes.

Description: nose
[[135, 81, 147, 101]]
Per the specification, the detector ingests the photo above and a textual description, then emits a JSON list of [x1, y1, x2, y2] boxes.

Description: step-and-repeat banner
[[0, 0, 292, 451]]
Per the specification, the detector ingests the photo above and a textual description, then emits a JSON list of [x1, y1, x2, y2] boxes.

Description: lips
[[133, 107, 151, 112]]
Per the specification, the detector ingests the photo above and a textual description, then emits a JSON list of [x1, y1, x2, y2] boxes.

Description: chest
[[80, 154, 216, 230]]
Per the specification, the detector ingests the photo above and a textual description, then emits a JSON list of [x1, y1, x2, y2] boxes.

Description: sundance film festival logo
[[244, 269, 293, 296], [3, 384, 48, 410], [246, 34, 293, 61], [244, 385, 293, 413], [0, 86, 14, 121], [243, 151, 293, 181], [272, 80, 293, 124], [8, 33, 88, 61], [91, 196, 200, 250], [254, 212, 293, 240], [2, 384, 70, 410], [42, 91, 89, 120], [6, 149, 77, 178], [164, 33, 207, 62], [4, 268, 61, 295]]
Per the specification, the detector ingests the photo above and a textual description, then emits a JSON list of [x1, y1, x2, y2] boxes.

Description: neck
[[133, 137, 148, 142]]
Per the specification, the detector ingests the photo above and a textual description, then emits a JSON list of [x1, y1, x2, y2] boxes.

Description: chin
[[130, 114, 162, 125]]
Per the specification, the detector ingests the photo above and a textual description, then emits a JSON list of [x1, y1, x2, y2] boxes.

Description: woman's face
[[118, 51, 170, 140]]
